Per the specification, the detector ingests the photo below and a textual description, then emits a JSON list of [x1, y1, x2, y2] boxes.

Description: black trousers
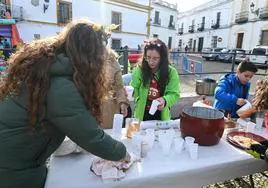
[[143, 109, 161, 121]]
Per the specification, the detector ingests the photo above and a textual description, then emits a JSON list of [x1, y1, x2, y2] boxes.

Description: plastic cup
[[126, 118, 141, 138], [125, 86, 134, 101], [145, 129, 155, 149], [165, 128, 176, 139], [161, 138, 172, 156], [236, 118, 248, 131], [189, 143, 198, 159], [158, 131, 172, 155], [112, 114, 123, 139], [237, 100, 252, 114], [246, 121, 255, 132], [256, 117, 264, 130], [132, 133, 142, 158], [149, 100, 161, 115], [185, 136, 195, 151], [174, 138, 184, 153]]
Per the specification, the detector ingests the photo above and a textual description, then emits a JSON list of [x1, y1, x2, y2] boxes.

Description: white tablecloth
[[45, 129, 268, 188]]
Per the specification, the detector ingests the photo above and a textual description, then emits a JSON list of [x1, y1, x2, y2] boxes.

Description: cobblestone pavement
[[203, 171, 268, 188]]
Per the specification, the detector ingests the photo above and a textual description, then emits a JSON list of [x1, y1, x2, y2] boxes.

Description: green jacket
[[131, 66, 180, 120], [0, 53, 126, 188]]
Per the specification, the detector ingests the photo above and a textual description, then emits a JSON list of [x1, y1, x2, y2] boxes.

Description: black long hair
[[141, 38, 169, 94]]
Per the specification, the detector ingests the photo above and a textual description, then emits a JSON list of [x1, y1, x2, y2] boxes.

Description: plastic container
[[195, 78, 217, 96], [180, 106, 224, 146]]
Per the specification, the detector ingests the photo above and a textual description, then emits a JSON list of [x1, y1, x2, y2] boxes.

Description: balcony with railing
[[0, 3, 23, 21], [178, 27, 183, 35], [188, 25, 194, 33], [168, 23, 175, 29], [211, 20, 220, 29], [235, 11, 249, 24], [259, 7, 268, 19], [197, 23, 204, 31], [152, 18, 161, 26]]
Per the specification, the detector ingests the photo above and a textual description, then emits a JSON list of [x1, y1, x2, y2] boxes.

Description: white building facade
[[177, 0, 268, 52], [149, 0, 178, 49], [11, 0, 150, 50], [177, 0, 233, 52], [229, 0, 268, 50]]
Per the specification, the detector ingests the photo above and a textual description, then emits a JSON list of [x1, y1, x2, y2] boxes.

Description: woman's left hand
[[120, 103, 129, 117], [156, 97, 166, 111]]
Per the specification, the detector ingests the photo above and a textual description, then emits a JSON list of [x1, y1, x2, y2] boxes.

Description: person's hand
[[236, 98, 246, 106], [237, 106, 256, 119], [120, 103, 129, 117], [120, 151, 131, 163], [156, 97, 166, 111]]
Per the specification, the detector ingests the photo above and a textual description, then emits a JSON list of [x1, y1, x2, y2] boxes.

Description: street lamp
[[250, 2, 259, 16]]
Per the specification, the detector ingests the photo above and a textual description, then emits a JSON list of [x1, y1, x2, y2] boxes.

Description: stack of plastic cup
[[132, 133, 142, 158], [256, 117, 264, 130], [184, 136, 195, 151], [246, 121, 256, 133], [158, 131, 172, 156], [189, 143, 199, 159], [112, 114, 123, 140], [174, 137, 184, 154], [145, 129, 155, 149]]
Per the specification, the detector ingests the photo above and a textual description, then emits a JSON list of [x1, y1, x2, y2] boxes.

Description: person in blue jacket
[[213, 60, 257, 118]]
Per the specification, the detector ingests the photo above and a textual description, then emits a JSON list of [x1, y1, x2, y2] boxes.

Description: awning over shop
[[0, 23, 22, 46], [11, 24, 21, 45], [0, 24, 11, 38]]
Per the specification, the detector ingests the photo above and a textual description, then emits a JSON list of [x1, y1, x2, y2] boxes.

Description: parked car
[[249, 46, 268, 67], [234, 49, 248, 64], [221, 49, 246, 63], [202, 48, 224, 61], [218, 49, 230, 61]]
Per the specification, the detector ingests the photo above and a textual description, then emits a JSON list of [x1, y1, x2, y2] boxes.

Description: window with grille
[[34, 34, 40, 40], [153, 34, 159, 38], [111, 11, 122, 32], [178, 39, 182, 47], [111, 39, 121, 50], [58, 1, 72, 24], [188, 38, 193, 49], [169, 15, 174, 28], [211, 36, 217, 48], [154, 11, 160, 25], [260, 30, 268, 45]]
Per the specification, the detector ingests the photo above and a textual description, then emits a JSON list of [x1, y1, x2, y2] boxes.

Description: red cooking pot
[[180, 106, 224, 146]]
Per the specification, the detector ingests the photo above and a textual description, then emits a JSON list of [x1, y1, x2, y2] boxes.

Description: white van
[[249, 46, 268, 67]]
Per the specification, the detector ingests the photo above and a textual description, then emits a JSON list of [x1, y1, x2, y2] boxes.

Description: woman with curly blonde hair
[[0, 19, 129, 188], [252, 77, 268, 111], [248, 77, 268, 162], [237, 77, 268, 119]]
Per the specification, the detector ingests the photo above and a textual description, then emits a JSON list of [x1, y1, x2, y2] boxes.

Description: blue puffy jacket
[[213, 74, 250, 118]]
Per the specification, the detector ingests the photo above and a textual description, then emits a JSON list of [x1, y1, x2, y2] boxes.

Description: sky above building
[[166, 0, 212, 12]]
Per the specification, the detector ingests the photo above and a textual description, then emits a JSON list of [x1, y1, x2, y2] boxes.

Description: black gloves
[[250, 140, 268, 160]]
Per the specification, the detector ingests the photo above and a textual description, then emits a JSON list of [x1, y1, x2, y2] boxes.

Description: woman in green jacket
[[131, 39, 180, 121], [0, 19, 129, 188]]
